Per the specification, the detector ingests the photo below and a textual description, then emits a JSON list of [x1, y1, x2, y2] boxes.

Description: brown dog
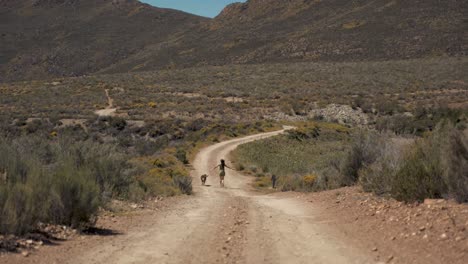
[[200, 174, 208, 185]]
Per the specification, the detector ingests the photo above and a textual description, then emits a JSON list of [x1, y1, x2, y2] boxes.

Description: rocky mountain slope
[[208, 0, 466, 63], [0, 0, 207, 81], [1, 0, 466, 81]]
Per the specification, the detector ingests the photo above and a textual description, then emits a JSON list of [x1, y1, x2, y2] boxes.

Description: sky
[[140, 0, 246, 18]]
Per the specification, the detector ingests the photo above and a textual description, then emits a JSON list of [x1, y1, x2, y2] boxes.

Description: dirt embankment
[[291, 187, 468, 264]]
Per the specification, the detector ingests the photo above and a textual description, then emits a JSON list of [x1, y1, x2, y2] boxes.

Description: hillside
[[1, 0, 466, 81], [96, 0, 468, 75], [208, 0, 466, 62], [0, 0, 207, 82]]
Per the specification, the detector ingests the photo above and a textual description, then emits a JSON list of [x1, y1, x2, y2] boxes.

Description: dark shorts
[[219, 171, 225, 179]]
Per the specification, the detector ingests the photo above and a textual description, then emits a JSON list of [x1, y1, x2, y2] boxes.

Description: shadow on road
[[82, 227, 122, 236]]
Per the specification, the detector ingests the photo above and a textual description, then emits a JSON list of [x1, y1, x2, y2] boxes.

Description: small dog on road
[[200, 174, 208, 185]]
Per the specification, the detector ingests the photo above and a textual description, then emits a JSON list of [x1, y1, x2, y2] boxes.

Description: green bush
[[128, 181, 148, 202], [339, 131, 383, 186], [0, 184, 36, 235], [359, 140, 403, 195], [360, 120, 467, 203], [254, 176, 271, 188], [0, 136, 133, 235], [439, 122, 468, 202], [315, 166, 343, 190], [376, 108, 467, 136], [48, 161, 101, 227], [286, 126, 320, 141], [391, 143, 445, 202], [390, 121, 468, 202], [278, 175, 304, 192], [232, 122, 352, 192], [175, 148, 189, 164], [172, 175, 192, 195]]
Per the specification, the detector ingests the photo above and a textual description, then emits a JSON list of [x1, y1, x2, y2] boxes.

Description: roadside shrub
[[339, 131, 383, 186], [54, 138, 133, 199], [316, 166, 342, 190], [0, 140, 30, 183], [138, 154, 192, 197], [0, 136, 132, 235], [303, 174, 318, 188], [0, 184, 36, 235], [391, 143, 445, 202], [439, 122, 468, 202], [0, 161, 96, 235], [279, 175, 303, 191], [172, 175, 192, 195], [128, 181, 148, 202], [359, 140, 403, 195], [139, 168, 179, 197], [276, 174, 318, 192], [286, 126, 320, 141], [175, 148, 189, 164], [254, 176, 271, 188], [364, 120, 467, 202], [48, 161, 101, 227]]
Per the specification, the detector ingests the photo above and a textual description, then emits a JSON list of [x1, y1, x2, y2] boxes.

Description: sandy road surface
[[62, 128, 373, 264]]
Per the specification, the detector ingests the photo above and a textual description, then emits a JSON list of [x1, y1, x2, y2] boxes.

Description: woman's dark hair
[[221, 159, 225, 165]]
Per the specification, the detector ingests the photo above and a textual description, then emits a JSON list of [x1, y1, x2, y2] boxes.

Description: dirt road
[[64, 128, 372, 264], [4, 129, 466, 264], [95, 89, 117, 116]]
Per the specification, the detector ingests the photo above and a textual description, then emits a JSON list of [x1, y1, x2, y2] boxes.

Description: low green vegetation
[[362, 121, 468, 203], [2, 57, 467, 125], [375, 107, 467, 136], [0, 57, 466, 237], [233, 120, 468, 203], [0, 114, 278, 236], [232, 122, 352, 192], [0, 137, 130, 235]]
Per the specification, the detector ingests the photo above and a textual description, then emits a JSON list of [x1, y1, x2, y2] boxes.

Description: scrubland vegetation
[[0, 114, 276, 235], [232, 122, 352, 191], [0, 57, 466, 237], [233, 119, 467, 203], [1, 57, 466, 122], [0, 137, 129, 234]]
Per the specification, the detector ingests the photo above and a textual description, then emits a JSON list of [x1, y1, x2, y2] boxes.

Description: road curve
[[69, 127, 373, 264]]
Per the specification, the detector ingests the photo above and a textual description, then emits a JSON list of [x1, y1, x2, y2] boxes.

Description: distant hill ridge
[[0, 0, 466, 81]]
